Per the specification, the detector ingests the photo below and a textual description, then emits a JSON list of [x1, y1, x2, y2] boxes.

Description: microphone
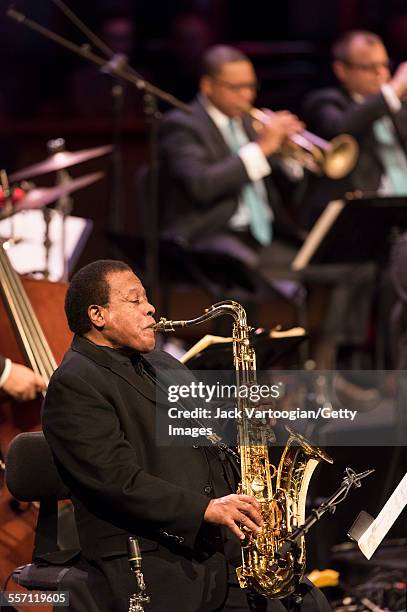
[[127, 537, 142, 572]]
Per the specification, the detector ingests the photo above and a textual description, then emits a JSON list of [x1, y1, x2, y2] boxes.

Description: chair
[[5, 431, 86, 591]]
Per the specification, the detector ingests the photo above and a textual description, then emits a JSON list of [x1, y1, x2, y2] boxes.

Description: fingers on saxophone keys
[[227, 518, 246, 541], [240, 504, 263, 528], [236, 494, 261, 511], [237, 512, 262, 537], [238, 497, 263, 526]]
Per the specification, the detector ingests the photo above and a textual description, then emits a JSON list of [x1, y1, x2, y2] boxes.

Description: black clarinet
[[127, 537, 150, 611]]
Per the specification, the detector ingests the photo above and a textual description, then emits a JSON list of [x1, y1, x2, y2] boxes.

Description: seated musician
[[158, 44, 305, 274], [302, 30, 407, 228], [299, 30, 407, 366], [42, 259, 331, 611]]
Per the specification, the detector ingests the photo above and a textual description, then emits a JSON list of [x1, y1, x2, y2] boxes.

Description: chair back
[[6, 431, 70, 501]]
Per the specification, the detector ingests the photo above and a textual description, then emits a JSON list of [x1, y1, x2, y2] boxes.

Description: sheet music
[[358, 473, 407, 560]]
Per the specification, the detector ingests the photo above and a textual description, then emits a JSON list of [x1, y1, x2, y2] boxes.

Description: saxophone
[[152, 300, 333, 599]]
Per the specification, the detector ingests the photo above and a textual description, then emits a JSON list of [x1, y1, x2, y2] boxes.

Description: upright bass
[[0, 240, 71, 593]]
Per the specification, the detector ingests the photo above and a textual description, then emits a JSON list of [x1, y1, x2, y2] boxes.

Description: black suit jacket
[[301, 87, 407, 227], [158, 98, 302, 246], [42, 336, 237, 611]]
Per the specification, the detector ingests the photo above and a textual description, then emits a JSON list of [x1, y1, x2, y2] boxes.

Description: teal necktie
[[226, 119, 272, 246], [373, 118, 407, 195]]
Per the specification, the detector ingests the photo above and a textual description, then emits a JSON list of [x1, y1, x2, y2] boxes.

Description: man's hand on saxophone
[[204, 493, 263, 540]]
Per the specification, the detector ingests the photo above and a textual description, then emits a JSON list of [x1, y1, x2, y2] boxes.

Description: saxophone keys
[[250, 476, 265, 493]]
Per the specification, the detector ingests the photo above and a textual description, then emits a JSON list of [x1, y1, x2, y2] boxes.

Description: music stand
[[292, 195, 407, 269], [348, 472, 407, 560], [185, 329, 307, 370]]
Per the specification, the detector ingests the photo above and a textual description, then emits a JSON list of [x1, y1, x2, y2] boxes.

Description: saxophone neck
[[151, 300, 251, 333]]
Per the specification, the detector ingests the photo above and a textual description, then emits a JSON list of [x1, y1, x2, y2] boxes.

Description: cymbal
[[0, 171, 104, 220], [9, 145, 113, 182]]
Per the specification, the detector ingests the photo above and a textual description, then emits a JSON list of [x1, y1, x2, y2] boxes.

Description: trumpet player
[[158, 44, 306, 274], [302, 30, 407, 229], [299, 30, 407, 369]]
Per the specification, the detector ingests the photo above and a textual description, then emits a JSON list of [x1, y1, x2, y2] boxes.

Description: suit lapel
[[109, 361, 157, 403], [335, 88, 383, 174], [192, 99, 231, 158], [71, 336, 157, 402]]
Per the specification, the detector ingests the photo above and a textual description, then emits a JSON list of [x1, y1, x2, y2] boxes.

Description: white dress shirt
[[202, 96, 272, 229]]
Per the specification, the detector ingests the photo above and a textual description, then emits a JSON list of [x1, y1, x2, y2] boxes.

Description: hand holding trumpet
[[255, 110, 304, 157], [250, 106, 358, 178], [390, 61, 407, 101]]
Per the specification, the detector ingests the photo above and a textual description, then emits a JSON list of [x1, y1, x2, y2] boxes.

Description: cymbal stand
[[0, 169, 16, 245], [7, 2, 191, 307], [41, 206, 52, 280], [47, 138, 72, 281]]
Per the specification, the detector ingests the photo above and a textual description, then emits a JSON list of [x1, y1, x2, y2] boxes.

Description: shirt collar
[[92, 341, 141, 368], [200, 94, 240, 131], [351, 91, 365, 104]]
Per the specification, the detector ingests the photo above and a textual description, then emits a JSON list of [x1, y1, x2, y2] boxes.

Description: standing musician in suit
[[42, 259, 331, 611], [302, 30, 407, 228], [0, 355, 46, 401], [158, 44, 306, 273]]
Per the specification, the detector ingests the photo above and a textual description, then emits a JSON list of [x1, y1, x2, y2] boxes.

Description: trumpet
[[249, 107, 358, 179]]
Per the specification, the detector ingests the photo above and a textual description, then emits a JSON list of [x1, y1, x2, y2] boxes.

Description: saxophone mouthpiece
[[150, 317, 186, 332]]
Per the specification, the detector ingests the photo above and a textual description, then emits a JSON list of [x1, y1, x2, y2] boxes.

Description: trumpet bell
[[249, 107, 359, 179], [323, 134, 359, 179]]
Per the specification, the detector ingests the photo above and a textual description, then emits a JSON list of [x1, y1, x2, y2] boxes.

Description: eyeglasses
[[343, 60, 391, 73], [213, 77, 259, 92]]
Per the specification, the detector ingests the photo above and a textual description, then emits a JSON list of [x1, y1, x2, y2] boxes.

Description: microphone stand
[[143, 92, 160, 312], [275, 467, 375, 611], [7, 2, 191, 305]]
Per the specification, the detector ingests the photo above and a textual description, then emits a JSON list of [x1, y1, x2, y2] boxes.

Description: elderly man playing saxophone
[[42, 259, 331, 611]]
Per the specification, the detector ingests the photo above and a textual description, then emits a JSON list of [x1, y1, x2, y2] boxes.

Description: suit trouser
[[59, 555, 331, 612], [216, 564, 331, 611]]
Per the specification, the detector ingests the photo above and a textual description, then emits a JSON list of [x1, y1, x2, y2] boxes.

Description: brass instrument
[[250, 107, 358, 179], [152, 301, 333, 599]]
